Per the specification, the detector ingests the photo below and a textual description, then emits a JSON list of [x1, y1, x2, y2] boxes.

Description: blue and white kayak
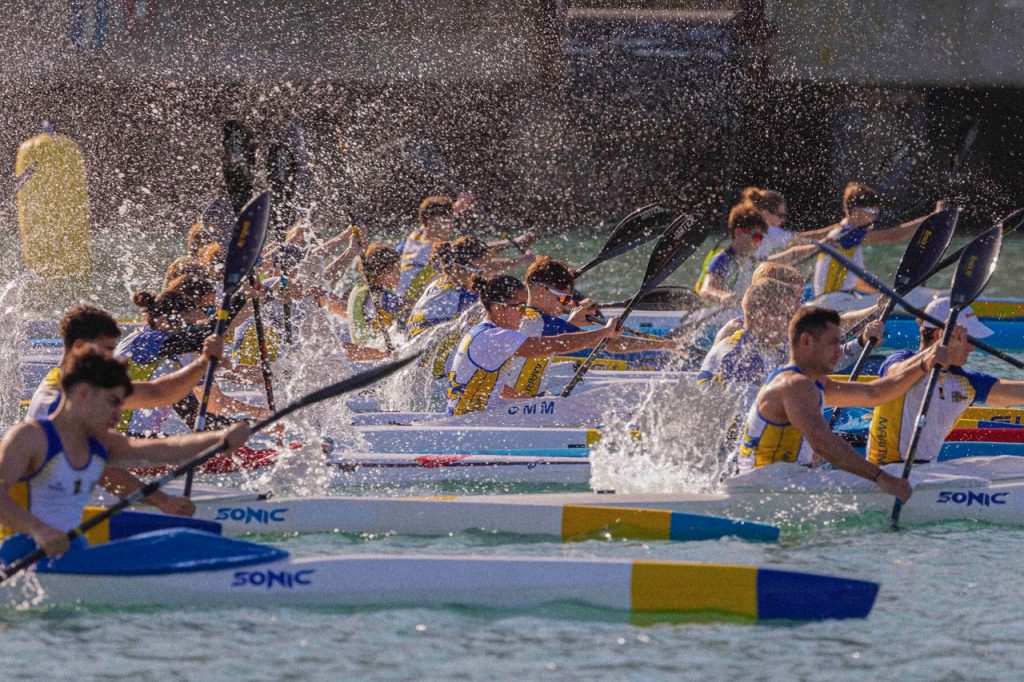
[[329, 452, 592, 485], [0, 528, 875, 621], [191, 495, 779, 543]]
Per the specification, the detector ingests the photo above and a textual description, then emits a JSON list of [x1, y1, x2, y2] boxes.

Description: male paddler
[[1, 349, 250, 558], [27, 304, 223, 517], [868, 297, 1024, 465], [737, 306, 953, 501]]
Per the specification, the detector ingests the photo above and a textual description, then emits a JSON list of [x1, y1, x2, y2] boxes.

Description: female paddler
[[446, 275, 622, 415], [405, 236, 489, 336], [0, 349, 250, 559], [347, 243, 405, 347]]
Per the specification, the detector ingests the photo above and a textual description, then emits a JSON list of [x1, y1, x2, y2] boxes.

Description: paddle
[[222, 120, 257, 215], [815, 239, 1024, 371], [185, 191, 272, 496], [267, 141, 299, 343], [841, 206, 1024, 343], [574, 204, 675, 277], [599, 286, 703, 312], [0, 353, 421, 585], [891, 226, 1002, 527], [6, 162, 37, 202], [560, 213, 709, 397], [827, 208, 960, 429], [404, 138, 529, 255], [200, 198, 237, 250]]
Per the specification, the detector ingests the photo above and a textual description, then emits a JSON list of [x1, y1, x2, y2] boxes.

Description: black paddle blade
[[893, 207, 959, 292], [223, 191, 271, 297], [222, 120, 257, 215], [267, 142, 296, 243], [950, 226, 1001, 310], [997, 206, 1024, 235], [285, 121, 310, 199], [641, 213, 709, 293], [575, 204, 675, 276], [404, 138, 446, 177], [201, 197, 238, 249]]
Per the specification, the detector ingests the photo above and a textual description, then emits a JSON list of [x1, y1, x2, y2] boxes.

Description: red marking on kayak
[[414, 455, 471, 468], [946, 428, 1024, 443]]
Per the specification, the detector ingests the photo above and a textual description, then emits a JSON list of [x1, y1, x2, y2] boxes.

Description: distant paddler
[[446, 275, 622, 415], [406, 236, 489, 336], [741, 187, 834, 259], [736, 307, 953, 500], [868, 297, 1024, 466], [503, 257, 682, 397], [0, 349, 250, 559], [347, 243, 406, 348], [811, 182, 941, 311]]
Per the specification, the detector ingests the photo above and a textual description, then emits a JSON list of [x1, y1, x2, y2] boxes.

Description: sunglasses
[[541, 285, 576, 306], [737, 227, 764, 244]]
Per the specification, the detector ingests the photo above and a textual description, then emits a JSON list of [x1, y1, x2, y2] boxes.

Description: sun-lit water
[[3, 230, 1024, 678]]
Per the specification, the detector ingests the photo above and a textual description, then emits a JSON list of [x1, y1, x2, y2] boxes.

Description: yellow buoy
[[15, 131, 92, 278]]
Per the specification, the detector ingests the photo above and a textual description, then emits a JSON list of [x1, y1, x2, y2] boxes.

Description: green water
[[3, 227, 1024, 679]]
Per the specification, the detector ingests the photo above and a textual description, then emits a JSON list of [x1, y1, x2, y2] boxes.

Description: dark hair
[[788, 306, 841, 348], [360, 242, 400, 286], [430, 236, 488, 276], [740, 187, 785, 215], [133, 289, 190, 329], [525, 256, 575, 291], [842, 182, 881, 213], [727, 203, 767, 240], [59, 304, 122, 351], [166, 273, 215, 309], [418, 196, 454, 225], [470, 275, 526, 310], [60, 347, 134, 397]]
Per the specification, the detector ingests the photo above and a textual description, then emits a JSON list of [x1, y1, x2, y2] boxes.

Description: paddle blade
[[997, 206, 1024, 236], [223, 191, 271, 297], [267, 142, 296, 243], [285, 121, 310, 199], [640, 213, 708, 293], [222, 120, 257, 214], [575, 204, 675, 276], [404, 138, 447, 177], [949, 226, 1001, 310], [893, 207, 959, 292]]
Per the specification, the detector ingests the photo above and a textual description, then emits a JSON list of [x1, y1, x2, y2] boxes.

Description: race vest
[[446, 322, 528, 415], [737, 365, 822, 470], [0, 419, 108, 539], [502, 308, 581, 398], [867, 350, 997, 464], [347, 283, 401, 346], [406, 278, 478, 337], [115, 328, 192, 435], [396, 229, 436, 304], [812, 220, 869, 296]]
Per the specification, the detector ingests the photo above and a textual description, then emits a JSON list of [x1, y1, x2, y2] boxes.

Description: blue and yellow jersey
[[396, 229, 437, 305], [0, 419, 108, 540], [697, 329, 783, 390], [812, 220, 870, 296], [446, 322, 528, 415], [737, 365, 822, 470], [498, 307, 580, 398], [696, 247, 754, 298], [406, 278, 478, 337], [347, 283, 402, 346], [115, 328, 194, 435], [26, 367, 64, 420], [868, 350, 997, 464]]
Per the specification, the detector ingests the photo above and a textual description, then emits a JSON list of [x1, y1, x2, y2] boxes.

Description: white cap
[[922, 296, 994, 338]]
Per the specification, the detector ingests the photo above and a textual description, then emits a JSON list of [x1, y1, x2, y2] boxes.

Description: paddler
[[396, 196, 458, 305], [446, 275, 622, 415], [867, 297, 1024, 466], [736, 306, 953, 501], [741, 187, 834, 260], [405, 236, 489, 336], [27, 303, 224, 517], [347, 242, 405, 347], [503, 256, 681, 397], [811, 183, 940, 306], [0, 349, 251, 558]]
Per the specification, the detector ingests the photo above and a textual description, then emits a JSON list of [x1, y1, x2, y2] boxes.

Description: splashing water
[[0, 275, 33, 424], [589, 378, 741, 495]]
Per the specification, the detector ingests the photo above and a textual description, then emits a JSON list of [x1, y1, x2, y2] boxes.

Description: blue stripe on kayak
[[756, 569, 879, 621], [668, 512, 779, 543], [109, 510, 222, 541], [938, 441, 1024, 460]]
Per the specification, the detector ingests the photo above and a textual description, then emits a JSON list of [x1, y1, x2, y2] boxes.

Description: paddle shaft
[[0, 354, 419, 584], [351, 227, 395, 354], [247, 275, 278, 413], [890, 313, 960, 527], [560, 292, 643, 397], [827, 298, 895, 429]]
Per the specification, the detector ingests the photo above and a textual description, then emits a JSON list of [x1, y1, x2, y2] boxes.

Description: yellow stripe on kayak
[[80, 506, 111, 546], [970, 300, 1024, 319], [962, 406, 1024, 425], [561, 505, 672, 540], [631, 562, 758, 617]]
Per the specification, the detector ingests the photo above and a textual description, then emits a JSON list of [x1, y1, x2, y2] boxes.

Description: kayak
[[329, 452, 592, 485], [0, 528, 875, 621], [191, 495, 778, 543]]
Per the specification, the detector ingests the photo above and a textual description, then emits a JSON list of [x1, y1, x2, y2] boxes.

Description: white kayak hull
[[356, 424, 597, 454], [329, 453, 591, 485]]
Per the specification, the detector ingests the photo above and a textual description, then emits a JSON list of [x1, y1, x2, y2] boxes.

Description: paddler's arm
[[605, 335, 680, 354], [698, 274, 738, 306], [123, 335, 223, 410], [984, 380, 1024, 408], [95, 466, 195, 517], [103, 421, 251, 466], [0, 423, 69, 557], [822, 343, 944, 407], [764, 242, 820, 266], [864, 206, 942, 245], [196, 382, 271, 420], [782, 379, 912, 501], [790, 224, 838, 244], [515, 318, 622, 358], [839, 299, 885, 335]]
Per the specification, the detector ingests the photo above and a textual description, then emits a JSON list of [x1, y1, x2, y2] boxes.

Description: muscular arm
[[698, 274, 738, 306], [823, 346, 935, 407], [985, 380, 1024, 407], [605, 335, 676, 354], [126, 356, 209, 409], [864, 212, 933, 245], [101, 423, 250, 467], [0, 424, 53, 540], [516, 326, 617, 359], [765, 243, 819, 266]]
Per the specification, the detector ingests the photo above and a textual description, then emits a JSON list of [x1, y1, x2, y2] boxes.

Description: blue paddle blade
[[223, 191, 271, 297], [894, 207, 959, 292], [950, 226, 1001, 310]]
